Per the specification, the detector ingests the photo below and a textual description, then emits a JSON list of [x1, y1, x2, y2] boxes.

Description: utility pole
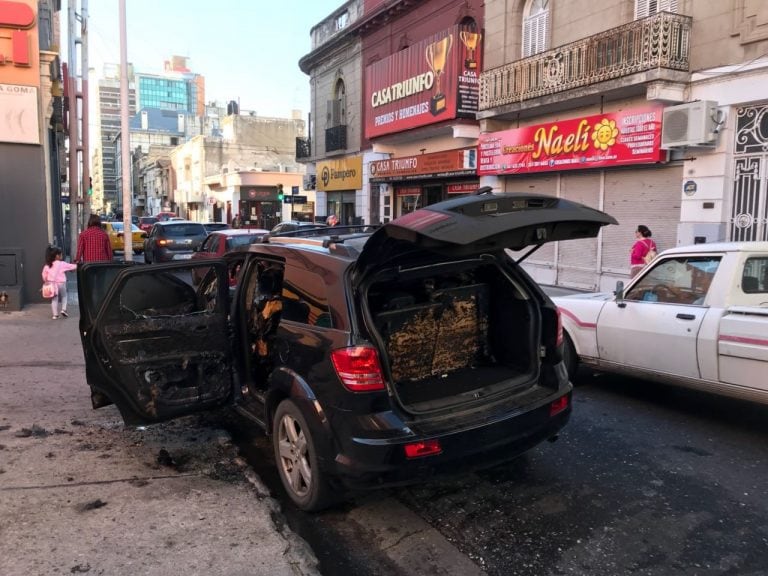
[[119, 0, 132, 261], [66, 0, 89, 260], [81, 0, 90, 225], [67, 0, 80, 259]]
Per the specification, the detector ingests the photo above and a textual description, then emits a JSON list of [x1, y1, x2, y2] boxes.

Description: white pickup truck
[[552, 242, 768, 404]]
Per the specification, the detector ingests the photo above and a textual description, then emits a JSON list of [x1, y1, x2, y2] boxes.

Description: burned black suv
[[77, 193, 616, 511]]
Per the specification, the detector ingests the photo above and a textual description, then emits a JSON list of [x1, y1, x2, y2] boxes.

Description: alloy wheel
[[276, 413, 312, 497]]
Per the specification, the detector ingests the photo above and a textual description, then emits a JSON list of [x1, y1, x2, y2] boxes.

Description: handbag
[[643, 239, 658, 265], [42, 282, 56, 299]]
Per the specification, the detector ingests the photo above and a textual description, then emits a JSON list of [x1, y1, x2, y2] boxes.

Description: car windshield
[[140, 217, 158, 224], [164, 224, 206, 236]]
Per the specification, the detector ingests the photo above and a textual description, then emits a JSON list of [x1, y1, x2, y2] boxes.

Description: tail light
[[330, 346, 385, 392], [556, 307, 563, 347], [404, 439, 442, 459], [158, 239, 169, 246], [550, 395, 569, 417]]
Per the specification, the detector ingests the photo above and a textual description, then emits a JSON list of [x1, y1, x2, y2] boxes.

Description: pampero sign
[[316, 156, 363, 191]]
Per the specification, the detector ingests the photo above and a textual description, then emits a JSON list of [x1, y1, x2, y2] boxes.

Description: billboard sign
[[478, 106, 666, 176], [365, 23, 482, 139]]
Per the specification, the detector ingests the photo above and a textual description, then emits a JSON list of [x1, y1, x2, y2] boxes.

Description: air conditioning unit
[[661, 101, 719, 149]]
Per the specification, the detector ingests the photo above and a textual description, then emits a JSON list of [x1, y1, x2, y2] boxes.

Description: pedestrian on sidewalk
[[630, 224, 658, 278], [75, 214, 113, 263], [42, 246, 77, 319]]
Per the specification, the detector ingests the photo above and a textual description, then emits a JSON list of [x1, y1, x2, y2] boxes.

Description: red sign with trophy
[[478, 106, 666, 176], [365, 23, 482, 139]]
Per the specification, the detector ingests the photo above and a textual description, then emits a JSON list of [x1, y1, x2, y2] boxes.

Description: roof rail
[[265, 224, 380, 244]]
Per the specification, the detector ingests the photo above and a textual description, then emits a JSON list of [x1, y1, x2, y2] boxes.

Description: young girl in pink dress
[[42, 246, 78, 319]]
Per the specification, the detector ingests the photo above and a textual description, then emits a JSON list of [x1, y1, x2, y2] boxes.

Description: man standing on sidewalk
[[75, 214, 112, 263]]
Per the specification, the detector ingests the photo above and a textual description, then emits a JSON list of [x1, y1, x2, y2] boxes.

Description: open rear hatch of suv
[[354, 193, 616, 414]]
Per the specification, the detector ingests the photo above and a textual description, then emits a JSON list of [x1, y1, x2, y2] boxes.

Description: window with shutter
[[635, 0, 677, 19], [522, 0, 550, 58]]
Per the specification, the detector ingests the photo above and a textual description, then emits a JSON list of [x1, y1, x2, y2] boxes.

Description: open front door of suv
[[79, 261, 236, 425]]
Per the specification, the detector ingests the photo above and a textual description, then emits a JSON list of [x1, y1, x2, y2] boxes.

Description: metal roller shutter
[[503, 174, 558, 263], [557, 172, 601, 289], [602, 165, 682, 273]]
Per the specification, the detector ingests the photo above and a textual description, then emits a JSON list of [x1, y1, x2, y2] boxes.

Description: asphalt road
[[229, 372, 768, 576]]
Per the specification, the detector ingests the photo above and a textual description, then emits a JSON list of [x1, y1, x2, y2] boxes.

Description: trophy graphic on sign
[[425, 34, 453, 116], [459, 29, 480, 70]]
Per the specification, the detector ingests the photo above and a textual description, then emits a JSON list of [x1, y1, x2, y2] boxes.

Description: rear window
[[163, 224, 206, 236], [227, 234, 263, 249]]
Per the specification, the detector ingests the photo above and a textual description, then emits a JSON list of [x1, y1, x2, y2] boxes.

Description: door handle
[[676, 313, 696, 320]]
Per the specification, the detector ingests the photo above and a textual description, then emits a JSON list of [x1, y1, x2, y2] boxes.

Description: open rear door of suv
[[355, 193, 617, 274], [79, 261, 235, 425]]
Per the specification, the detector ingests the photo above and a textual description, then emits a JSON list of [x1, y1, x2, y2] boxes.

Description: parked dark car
[[76, 193, 616, 511], [143, 220, 208, 263]]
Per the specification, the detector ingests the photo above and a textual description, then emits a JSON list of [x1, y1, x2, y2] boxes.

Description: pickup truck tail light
[[331, 346, 386, 392], [556, 307, 563, 348]]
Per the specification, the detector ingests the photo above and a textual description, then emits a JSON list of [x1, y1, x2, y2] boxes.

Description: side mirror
[[615, 280, 626, 308]]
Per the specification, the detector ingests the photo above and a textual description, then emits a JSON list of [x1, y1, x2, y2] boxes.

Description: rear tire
[[272, 399, 335, 512], [563, 332, 578, 384]]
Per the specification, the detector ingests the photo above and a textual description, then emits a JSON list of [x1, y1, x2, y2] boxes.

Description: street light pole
[[119, 0, 132, 261]]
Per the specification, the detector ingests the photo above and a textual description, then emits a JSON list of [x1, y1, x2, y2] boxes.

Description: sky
[[83, 0, 344, 118]]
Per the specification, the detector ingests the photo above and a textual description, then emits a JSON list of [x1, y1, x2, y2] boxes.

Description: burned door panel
[[88, 263, 234, 423]]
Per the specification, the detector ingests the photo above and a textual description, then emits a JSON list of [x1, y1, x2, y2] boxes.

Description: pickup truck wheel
[[563, 332, 578, 384], [273, 399, 334, 512]]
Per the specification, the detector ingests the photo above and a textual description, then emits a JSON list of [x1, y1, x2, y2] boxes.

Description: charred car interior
[[364, 259, 538, 413]]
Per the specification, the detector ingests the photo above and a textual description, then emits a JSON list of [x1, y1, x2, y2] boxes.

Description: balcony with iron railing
[[480, 11, 692, 114], [296, 137, 311, 160], [325, 124, 348, 153]]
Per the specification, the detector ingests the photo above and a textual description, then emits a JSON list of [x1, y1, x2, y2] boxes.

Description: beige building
[[479, 0, 768, 291], [171, 113, 308, 226], [299, 0, 365, 224]]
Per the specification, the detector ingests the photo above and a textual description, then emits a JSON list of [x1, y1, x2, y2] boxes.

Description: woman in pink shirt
[[42, 246, 78, 319], [630, 225, 658, 278]]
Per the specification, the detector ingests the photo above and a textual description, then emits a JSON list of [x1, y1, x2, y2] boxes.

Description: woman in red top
[[630, 224, 657, 278]]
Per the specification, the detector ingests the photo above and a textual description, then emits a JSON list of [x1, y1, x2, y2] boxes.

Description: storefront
[[316, 156, 362, 225], [479, 105, 681, 290], [370, 148, 479, 218], [238, 187, 281, 230]]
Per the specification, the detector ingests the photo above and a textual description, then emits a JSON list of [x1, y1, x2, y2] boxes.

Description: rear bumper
[[328, 390, 571, 489], [155, 249, 194, 262]]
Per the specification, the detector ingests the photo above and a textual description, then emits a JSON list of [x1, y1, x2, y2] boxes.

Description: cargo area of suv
[[364, 259, 536, 413]]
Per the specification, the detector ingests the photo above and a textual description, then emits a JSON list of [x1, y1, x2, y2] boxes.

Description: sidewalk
[[0, 300, 319, 576]]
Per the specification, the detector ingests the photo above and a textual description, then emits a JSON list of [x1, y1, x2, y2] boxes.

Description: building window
[[327, 79, 346, 127], [635, 0, 678, 19], [522, 0, 550, 58], [335, 11, 349, 31]]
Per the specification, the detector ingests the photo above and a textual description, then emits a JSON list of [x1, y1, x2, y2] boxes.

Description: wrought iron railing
[[296, 137, 311, 160], [325, 125, 347, 152], [480, 12, 691, 110]]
